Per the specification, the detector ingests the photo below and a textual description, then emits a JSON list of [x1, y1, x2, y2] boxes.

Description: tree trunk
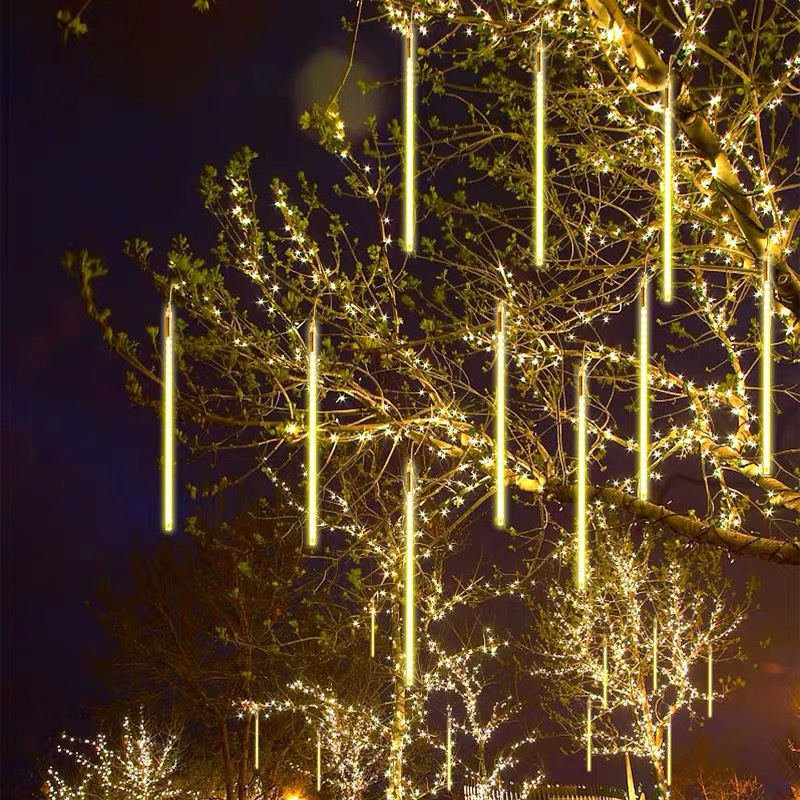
[[220, 719, 236, 800]]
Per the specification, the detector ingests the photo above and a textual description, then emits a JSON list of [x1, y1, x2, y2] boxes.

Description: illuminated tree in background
[[532, 505, 754, 792], [43, 714, 189, 800]]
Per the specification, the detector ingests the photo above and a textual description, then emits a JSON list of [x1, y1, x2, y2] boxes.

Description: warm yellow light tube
[[446, 712, 452, 790], [707, 642, 713, 718], [307, 324, 318, 549], [404, 460, 416, 686], [666, 718, 672, 786], [535, 40, 545, 267], [638, 277, 649, 501], [403, 25, 416, 253], [317, 731, 322, 791], [254, 706, 259, 771], [662, 78, 673, 302], [162, 302, 175, 534], [586, 698, 592, 772], [370, 599, 376, 659], [576, 364, 588, 591], [602, 640, 608, 709], [652, 617, 658, 690], [495, 301, 506, 528], [761, 257, 772, 476]]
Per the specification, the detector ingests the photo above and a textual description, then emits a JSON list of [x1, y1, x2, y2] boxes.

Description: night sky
[[1, 1, 798, 797]]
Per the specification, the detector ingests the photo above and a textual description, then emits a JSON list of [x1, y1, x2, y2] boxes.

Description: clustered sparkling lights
[[162, 294, 175, 533], [495, 300, 506, 528]]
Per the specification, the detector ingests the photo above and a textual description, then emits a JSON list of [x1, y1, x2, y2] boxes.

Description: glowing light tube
[[662, 76, 673, 302], [602, 640, 608, 709], [652, 617, 658, 690], [162, 302, 175, 533], [586, 698, 592, 772], [666, 718, 672, 786], [254, 705, 259, 771], [370, 599, 376, 658], [495, 301, 506, 528], [317, 731, 322, 791], [576, 363, 588, 591], [535, 40, 545, 267], [707, 642, 713, 718], [446, 712, 452, 790], [761, 257, 772, 476], [403, 24, 416, 253], [307, 323, 318, 549], [404, 460, 416, 686], [638, 277, 649, 501]]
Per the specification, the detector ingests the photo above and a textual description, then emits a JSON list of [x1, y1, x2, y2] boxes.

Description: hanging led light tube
[[307, 322, 318, 549], [602, 640, 608, 709], [404, 459, 416, 686], [576, 361, 588, 591], [370, 599, 376, 658], [707, 642, 713, 718], [162, 298, 175, 533], [446, 711, 453, 790], [666, 718, 672, 786], [586, 698, 592, 772], [495, 300, 507, 528], [652, 617, 658, 690], [534, 39, 545, 267], [403, 21, 416, 253], [254, 704, 259, 771], [761, 256, 772, 476], [638, 276, 649, 501], [662, 67, 674, 303], [317, 731, 322, 791]]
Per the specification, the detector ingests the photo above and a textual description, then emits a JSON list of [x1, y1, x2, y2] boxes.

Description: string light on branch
[[575, 360, 588, 591], [662, 65, 674, 302], [638, 275, 650, 501], [534, 39, 546, 267], [307, 321, 318, 549], [495, 300, 507, 528], [404, 459, 416, 686], [403, 21, 416, 253], [761, 256, 772, 475], [162, 293, 175, 534]]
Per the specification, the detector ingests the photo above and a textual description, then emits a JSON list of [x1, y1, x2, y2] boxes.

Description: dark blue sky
[[1, 1, 797, 797]]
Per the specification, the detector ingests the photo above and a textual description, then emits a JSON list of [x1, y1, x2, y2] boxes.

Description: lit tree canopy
[[66, 0, 800, 566]]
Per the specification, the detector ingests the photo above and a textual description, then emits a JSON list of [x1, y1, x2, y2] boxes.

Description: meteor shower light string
[[446, 711, 452, 790], [254, 705, 259, 771], [370, 599, 376, 658], [602, 639, 608, 709], [666, 718, 672, 786], [708, 642, 713, 718], [316, 731, 322, 791], [576, 361, 588, 591], [495, 300, 506, 528], [405, 460, 416, 686], [662, 63, 674, 302], [534, 39, 545, 267], [162, 291, 175, 533], [586, 698, 592, 772], [307, 322, 318, 549], [638, 276, 649, 501], [652, 617, 658, 690], [403, 21, 416, 253], [761, 256, 772, 475]]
